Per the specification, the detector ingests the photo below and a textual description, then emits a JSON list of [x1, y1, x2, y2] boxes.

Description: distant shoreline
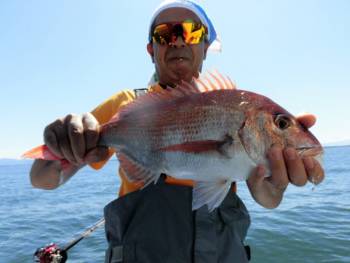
[[324, 144, 350, 149]]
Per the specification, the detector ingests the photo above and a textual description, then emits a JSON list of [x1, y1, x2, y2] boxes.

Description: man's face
[[147, 8, 209, 86]]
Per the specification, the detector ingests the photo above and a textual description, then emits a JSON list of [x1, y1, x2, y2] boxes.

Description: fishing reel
[[33, 218, 105, 262], [33, 243, 67, 263]]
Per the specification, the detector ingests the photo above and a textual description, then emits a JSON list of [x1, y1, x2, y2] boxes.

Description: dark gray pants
[[104, 178, 251, 263]]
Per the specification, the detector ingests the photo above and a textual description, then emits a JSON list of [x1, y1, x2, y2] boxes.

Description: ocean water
[[0, 146, 349, 263]]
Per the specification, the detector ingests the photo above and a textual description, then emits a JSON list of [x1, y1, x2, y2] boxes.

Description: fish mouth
[[296, 146, 323, 158]]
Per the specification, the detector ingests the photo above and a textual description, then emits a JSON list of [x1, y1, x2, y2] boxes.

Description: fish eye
[[274, 114, 291, 130]]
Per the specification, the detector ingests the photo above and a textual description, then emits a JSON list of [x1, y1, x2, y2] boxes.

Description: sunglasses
[[151, 20, 207, 45]]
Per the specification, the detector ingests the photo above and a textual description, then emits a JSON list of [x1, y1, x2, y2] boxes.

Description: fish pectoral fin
[[217, 134, 234, 158], [116, 150, 159, 186], [192, 180, 232, 212]]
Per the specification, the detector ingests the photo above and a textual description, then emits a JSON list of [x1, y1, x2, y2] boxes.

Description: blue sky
[[1, 0, 349, 158]]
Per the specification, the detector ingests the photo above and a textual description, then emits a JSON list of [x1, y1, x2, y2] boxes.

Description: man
[[30, 1, 324, 262]]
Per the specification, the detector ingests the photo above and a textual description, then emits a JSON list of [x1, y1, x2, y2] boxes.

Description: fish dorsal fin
[[105, 71, 236, 125], [194, 70, 236, 92]]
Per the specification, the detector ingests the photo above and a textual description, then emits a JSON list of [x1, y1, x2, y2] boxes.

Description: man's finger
[[304, 157, 325, 185], [247, 165, 265, 189], [267, 145, 289, 190], [283, 147, 308, 186], [84, 147, 110, 164], [83, 113, 100, 152], [56, 115, 77, 164], [296, 113, 316, 129], [68, 114, 86, 164], [44, 119, 64, 159]]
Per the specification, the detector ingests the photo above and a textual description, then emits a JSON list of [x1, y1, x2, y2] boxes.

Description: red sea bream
[[24, 72, 323, 211]]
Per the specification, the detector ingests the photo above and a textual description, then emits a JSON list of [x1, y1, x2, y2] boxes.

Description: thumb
[[247, 165, 266, 189], [296, 113, 316, 128], [84, 146, 110, 164]]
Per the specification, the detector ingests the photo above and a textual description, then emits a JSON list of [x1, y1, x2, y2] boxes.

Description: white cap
[[148, 0, 221, 52]]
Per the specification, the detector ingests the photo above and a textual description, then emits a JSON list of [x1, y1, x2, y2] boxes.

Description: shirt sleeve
[[89, 90, 135, 170]]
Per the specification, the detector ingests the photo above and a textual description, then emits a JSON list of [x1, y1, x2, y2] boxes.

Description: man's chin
[[158, 67, 195, 87], [167, 59, 193, 74], [170, 68, 194, 83]]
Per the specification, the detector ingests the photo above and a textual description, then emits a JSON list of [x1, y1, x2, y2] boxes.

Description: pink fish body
[[24, 72, 323, 210]]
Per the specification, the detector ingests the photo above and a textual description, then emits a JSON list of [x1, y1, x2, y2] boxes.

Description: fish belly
[[162, 144, 256, 183]]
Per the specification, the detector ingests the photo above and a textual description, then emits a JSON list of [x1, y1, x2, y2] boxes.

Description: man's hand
[[44, 112, 109, 165], [246, 114, 325, 209], [30, 113, 110, 189]]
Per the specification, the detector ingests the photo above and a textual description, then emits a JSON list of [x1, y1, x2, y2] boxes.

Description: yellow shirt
[[90, 84, 236, 196]]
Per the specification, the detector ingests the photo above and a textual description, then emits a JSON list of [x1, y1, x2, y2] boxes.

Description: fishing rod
[[33, 217, 105, 263]]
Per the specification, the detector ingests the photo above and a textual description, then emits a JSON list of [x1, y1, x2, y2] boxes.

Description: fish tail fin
[[23, 145, 78, 179], [23, 145, 75, 176], [22, 145, 60, 160]]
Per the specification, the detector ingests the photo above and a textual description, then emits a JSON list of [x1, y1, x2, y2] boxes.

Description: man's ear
[[203, 42, 209, 60], [147, 43, 154, 62]]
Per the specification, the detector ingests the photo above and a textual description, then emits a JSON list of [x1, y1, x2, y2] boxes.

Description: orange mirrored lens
[[152, 21, 207, 45]]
